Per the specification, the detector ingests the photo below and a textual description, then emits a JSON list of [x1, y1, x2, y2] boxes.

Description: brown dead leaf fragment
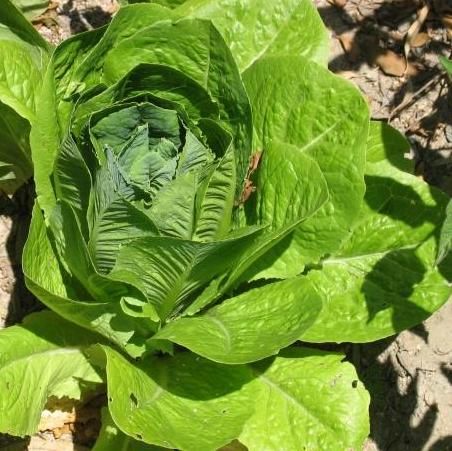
[[376, 49, 406, 77], [327, 0, 347, 7]]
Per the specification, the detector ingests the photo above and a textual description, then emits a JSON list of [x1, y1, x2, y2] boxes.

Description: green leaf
[[54, 135, 92, 238], [241, 140, 330, 280], [437, 200, 452, 265], [240, 348, 370, 451], [109, 227, 263, 320], [193, 147, 236, 241], [440, 56, 452, 76], [0, 0, 49, 192], [0, 102, 33, 193], [0, 311, 102, 437], [101, 16, 253, 190], [11, 0, 49, 19], [23, 204, 150, 356], [155, 277, 322, 364], [0, 0, 49, 51], [301, 121, 452, 343], [93, 408, 163, 451], [147, 172, 198, 239], [101, 346, 255, 451], [186, 140, 330, 314], [177, 0, 329, 71], [243, 56, 369, 274]]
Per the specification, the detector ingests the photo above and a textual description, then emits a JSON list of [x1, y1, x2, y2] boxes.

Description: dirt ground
[[1, 0, 451, 450]]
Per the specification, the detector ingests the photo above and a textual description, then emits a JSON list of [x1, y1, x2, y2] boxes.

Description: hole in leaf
[[352, 380, 358, 388], [130, 393, 139, 407]]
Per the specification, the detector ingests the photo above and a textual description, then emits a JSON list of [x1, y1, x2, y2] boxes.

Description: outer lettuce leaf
[[177, 0, 329, 71], [93, 408, 164, 451], [23, 204, 152, 356], [155, 277, 322, 364], [301, 121, 452, 342], [184, 139, 329, 315], [0, 311, 102, 437], [437, 200, 452, 264], [101, 346, 256, 451], [0, 0, 49, 193], [109, 228, 263, 320], [240, 348, 370, 451], [243, 56, 369, 278], [11, 0, 49, 19]]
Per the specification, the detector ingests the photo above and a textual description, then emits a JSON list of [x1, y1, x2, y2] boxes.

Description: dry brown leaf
[[411, 31, 430, 47], [404, 2, 430, 61], [376, 49, 407, 76]]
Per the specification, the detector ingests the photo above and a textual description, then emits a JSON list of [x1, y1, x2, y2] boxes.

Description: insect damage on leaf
[[235, 150, 262, 206]]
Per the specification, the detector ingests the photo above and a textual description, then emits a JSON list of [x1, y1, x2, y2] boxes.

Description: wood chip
[[376, 49, 407, 76], [411, 31, 430, 47]]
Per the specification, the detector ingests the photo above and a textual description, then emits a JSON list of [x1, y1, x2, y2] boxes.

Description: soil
[[0, 0, 451, 450]]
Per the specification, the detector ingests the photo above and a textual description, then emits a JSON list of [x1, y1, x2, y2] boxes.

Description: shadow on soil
[[317, 0, 452, 195], [0, 182, 40, 327], [354, 332, 452, 451]]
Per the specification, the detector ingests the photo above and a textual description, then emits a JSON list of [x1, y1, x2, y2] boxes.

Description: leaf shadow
[[354, 337, 443, 451], [1, 182, 41, 327]]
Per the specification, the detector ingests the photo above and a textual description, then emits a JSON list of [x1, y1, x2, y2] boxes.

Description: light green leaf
[[155, 277, 322, 364], [0, 311, 102, 437], [54, 135, 92, 238], [186, 140, 330, 314], [23, 204, 151, 356], [440, 56, 452, 76], [0, 102, 32, 193], [109, 227, 263, 320], [301, 121, 452, 343], [102, 346, 255, 451], [241, 140, 330, 280], [240, 348, 370, 451], [0, 0, 49, 193], [11, 0, 49, 20], [243, 56, 369, 274], [93, 408, 163, 451], [437, 200, 452, 264], [177, 0, 329, 71], [193, 147, 236, 241]]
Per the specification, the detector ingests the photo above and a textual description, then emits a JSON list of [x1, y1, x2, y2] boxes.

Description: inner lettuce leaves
[[0, 1, 449, 450]]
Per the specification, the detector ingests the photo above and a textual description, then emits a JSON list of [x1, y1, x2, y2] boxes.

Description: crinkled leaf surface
[[23, 204, 149, 355], [243, 56, 369, 276], [101, 346, 255, 451], [101, 17, 252, 189], [155, 277, 322, 363], [11, 0, 49, 19], [0, 0, 49, 192], [0, 311, 102, 437], [109, 227, 263, 320], [301, 121, 452, 343], [240, 348, 370, 451], [177, 0, 329, 71]]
